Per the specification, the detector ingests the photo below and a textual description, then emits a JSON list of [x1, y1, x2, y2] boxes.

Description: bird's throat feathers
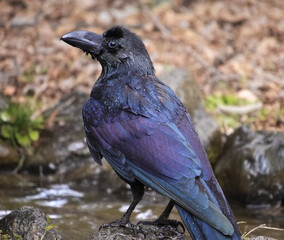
[[98, 50, 155, 78]]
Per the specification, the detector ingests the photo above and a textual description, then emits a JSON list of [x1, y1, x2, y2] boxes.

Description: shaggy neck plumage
[[97, 51, 155, 80]]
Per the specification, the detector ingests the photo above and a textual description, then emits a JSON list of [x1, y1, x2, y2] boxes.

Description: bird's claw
[[137, 219, 185, 233], [99, 219, 132, 230], [99, 219, 146, 238], [99, 219, 140, 231]]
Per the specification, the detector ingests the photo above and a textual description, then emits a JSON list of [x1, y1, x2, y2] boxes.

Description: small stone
[[0, 206, 63, 240], [236, 89, 258, 102]]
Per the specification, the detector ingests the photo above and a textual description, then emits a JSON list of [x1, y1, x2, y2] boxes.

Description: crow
[[61, 25, 241, 240]]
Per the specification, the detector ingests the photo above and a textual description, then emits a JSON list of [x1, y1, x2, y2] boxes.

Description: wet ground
[[0, 181, 284, 239]]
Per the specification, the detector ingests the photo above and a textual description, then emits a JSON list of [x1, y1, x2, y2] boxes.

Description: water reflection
[[23, 184, 84, 200], [0, 182, 283, 239]]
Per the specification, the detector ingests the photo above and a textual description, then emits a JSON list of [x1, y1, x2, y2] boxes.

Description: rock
[[0, 206, 63, 240], [159, 68, 222, 164], [159, 69, 203, 117], [215, 125, 284, 207], [90, 224, 188, 240], [0, 139, 20, 167], [192, 108, 222, 164]]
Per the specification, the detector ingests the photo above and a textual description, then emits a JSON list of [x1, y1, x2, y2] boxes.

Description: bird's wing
[[84, 125, 103, 165], [88, 111, 233, 235]]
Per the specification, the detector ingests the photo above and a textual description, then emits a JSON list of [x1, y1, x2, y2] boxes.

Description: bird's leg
[[99, 181, 144, 230], [138, 200, 185, 232]]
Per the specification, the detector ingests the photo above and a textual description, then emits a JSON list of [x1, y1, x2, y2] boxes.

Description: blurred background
[[0, 0, 284, 239]]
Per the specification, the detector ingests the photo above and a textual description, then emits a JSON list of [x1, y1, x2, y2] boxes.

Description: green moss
[[0, 230, 23, 240], [205, 93, 254, 111]]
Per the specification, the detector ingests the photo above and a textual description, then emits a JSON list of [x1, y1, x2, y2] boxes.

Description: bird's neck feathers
[[98, 53, 155, 80], [98, 49, 155, 78]]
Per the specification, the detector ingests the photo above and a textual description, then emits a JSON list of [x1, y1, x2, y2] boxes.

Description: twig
[[218, 102, 263, 115], [242, 224, 284, 238], [13, 155, 26, 174]]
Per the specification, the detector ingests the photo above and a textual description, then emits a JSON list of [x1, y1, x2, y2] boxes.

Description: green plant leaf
[[33, 116, 44, 129], [46, 215, 50, 226], [0, 125, 13, 139], [0, 101, 44, 149], [15, 132, 31, 147], [46, 225, 55, 231], [0, 111, 12, 122], [29, 129, 39, 141]]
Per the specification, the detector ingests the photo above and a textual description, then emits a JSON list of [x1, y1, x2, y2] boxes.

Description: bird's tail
[[176, 205, 241, 240]]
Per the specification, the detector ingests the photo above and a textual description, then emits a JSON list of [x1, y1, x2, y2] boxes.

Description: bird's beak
[[60, 30, 103, 55]]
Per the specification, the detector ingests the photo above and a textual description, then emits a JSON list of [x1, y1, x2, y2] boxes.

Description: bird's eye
[[108, 41, 118, 49]]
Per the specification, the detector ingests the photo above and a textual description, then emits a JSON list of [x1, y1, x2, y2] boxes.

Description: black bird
[[61, 26, 242, 240]]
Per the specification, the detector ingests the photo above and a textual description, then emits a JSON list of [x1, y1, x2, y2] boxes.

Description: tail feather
[[176, 205, 241, 240]]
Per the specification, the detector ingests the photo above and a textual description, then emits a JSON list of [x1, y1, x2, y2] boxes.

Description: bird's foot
[[99, 218, 137, 231], [138, 218, 185, 233], [99, 218, 146, 238]]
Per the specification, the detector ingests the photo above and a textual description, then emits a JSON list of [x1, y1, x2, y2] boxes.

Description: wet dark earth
[[0, 179, 284, 240]]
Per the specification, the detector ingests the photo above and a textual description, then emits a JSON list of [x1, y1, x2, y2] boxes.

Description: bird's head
[[61, 26, 154, 75]]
